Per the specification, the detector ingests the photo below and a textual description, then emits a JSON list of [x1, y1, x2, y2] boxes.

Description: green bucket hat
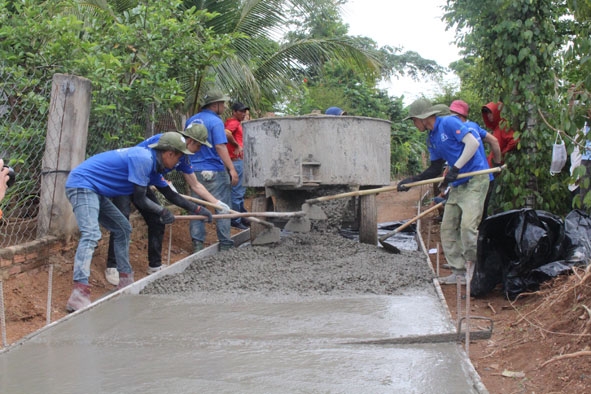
[[202, 90, 230, 106], [182, 121, 212, 148], [403, 99, 441, 120], [148, 132, 192, 155], [430, 104, 451, 116]]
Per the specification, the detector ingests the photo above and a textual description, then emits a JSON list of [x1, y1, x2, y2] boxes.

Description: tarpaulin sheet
[[473, 209, 590, 299]]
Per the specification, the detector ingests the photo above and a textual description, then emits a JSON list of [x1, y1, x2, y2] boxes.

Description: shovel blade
[[251, 226, 281, 245], [379, 239, 401, 254], [302, 203, 327, 220], [284, 216, 311, 233]]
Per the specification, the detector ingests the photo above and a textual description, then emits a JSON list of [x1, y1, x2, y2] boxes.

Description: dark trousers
[[106, 189, 164, 269]]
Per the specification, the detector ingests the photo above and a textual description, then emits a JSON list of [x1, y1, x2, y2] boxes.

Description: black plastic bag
[[473, 209, 566, 299]]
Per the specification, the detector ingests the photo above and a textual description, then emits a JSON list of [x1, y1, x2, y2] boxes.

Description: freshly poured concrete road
[[1, 232, 486, 393], [1, 292, 483, 393]]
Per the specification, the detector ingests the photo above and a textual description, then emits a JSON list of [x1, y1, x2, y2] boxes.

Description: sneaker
[[104, 267, 119, 286], [231, 219, 248, 230], [117, 272, 134, 290], [193, 241, 204, 253], [66, 283, 91, 313], [438, 272, 467, 285], [147, 265, 167, 274]]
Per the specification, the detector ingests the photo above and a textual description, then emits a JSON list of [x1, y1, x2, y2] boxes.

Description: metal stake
[[46, 264, 54, 325], [0, 280, 6, 348], [167, 223, 173, 265]]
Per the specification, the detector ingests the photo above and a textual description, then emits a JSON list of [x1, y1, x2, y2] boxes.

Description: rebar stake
[[46, 264, 54, 326], [0, 280, 6, 348], [167, 223, 173, 265]]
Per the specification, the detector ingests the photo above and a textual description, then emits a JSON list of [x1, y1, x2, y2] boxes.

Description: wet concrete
[[0, 231, 486, 393]]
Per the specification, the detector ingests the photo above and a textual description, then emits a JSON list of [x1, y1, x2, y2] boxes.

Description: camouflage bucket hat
[[148, 132, 192, 155], [403, 99, 441, 120], [202, 90, 230, 106], [182, 121, 212, 148]]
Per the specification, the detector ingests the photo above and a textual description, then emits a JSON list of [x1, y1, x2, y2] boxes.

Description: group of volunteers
[[398, 98, 517, 286], [65, 90, 250, 312]]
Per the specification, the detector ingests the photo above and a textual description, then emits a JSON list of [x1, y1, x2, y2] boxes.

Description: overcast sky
[[341, 0, 461, 105]]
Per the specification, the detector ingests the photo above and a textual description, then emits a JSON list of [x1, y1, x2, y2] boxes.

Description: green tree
[[444, 0, 572, 214]]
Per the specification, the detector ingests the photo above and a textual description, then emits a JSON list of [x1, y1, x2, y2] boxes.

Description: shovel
[[303, 166, 504, 220], [180, 194, 282, 245], [379, 202, 445, 254]]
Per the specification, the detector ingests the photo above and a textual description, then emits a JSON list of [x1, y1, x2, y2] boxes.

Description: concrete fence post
[[37, 74, 91, 239]]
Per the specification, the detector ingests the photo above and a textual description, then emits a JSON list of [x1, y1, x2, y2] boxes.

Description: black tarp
[[472, 209, 590, 300]]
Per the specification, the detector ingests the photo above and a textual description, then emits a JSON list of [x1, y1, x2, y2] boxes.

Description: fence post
[[37, 74, 92, 239]]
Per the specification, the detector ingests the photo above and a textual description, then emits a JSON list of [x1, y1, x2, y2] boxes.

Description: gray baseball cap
[[148, 132, 192, 155]]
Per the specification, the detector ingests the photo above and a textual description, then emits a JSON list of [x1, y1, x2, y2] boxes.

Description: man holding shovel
[[398, 99, 491, 285], [103, 123, 225, 285], [64, 132, 211, 312]]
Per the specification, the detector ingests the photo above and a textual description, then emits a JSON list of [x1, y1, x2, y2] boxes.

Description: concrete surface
[[0, 230, 487, 393]]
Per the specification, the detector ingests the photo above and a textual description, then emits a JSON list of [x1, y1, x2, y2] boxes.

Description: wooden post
[[37, 74, 92, 239], [359, 194, 377, 245]]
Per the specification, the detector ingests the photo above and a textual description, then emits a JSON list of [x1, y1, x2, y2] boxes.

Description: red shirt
[[224, 117, 243, 160]]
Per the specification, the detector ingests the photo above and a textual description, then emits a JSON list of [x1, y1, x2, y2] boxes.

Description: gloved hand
[[159, 208, 175, 224], [492, 161, 503, 168], [215, 200, 231, 214], [397, 177, 415, 192], [440, 166, 460, 189], [191, 203, 213, 223]]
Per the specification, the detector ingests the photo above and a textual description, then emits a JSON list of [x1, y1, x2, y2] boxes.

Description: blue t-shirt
[[428, 116, 490, 187], [184, 109, 227, 171], [65, 147, 163, 197], [139, 134, 194, 182]]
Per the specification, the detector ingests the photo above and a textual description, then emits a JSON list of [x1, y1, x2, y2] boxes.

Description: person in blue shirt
[[185, 90, 239, 253], [64, 132, 211, 312], [102, 122, 229, 286], [397, 99, 491, 285]]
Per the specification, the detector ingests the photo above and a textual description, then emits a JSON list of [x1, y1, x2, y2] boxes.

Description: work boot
[[66, 283, 91, 313], [193, 240, 204, 253], [104, 267, 119, 286], [117, 272, 134, 290], [438, 269, 467, 285], [219, 243, 234, 252]]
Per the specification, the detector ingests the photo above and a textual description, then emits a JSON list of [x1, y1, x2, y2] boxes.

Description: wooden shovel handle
[[305, 165, 505, 204], [180, 194, 274, 228], [378, 202, 445, 241]]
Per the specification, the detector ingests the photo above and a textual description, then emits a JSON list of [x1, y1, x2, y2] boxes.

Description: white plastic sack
[[550, 132, 567, 175]]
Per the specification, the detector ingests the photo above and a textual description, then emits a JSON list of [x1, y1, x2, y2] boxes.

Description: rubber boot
[[66, 283, 91, 313], [117, 272, 134, 290], [193, 240, 204, 253]]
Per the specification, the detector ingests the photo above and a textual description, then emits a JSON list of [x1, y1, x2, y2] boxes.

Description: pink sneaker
[[66, 283, 91, 313], [117, 272, 135, 290]]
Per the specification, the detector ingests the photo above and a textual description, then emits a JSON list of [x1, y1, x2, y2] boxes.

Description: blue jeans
[[191, 170, 233, 248], [231, 159, 246, 212], [66, 188, 132, 284]]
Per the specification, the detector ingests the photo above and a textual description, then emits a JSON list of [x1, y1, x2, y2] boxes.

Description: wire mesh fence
[[1, 70, 185, 248]]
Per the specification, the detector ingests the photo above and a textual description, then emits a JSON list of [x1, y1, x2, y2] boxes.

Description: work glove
[[440, 166, 460, 189], [397, 177, 415, 192], [190, 203, 213, 223], [159, 208, 175, 225], [215, 200, 231, 214]]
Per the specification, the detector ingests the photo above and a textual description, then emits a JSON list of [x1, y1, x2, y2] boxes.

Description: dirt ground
[[2, 185, 591, 393]]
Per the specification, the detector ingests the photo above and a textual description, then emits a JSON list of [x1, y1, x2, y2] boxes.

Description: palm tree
[[181, 0, 382, 114]]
